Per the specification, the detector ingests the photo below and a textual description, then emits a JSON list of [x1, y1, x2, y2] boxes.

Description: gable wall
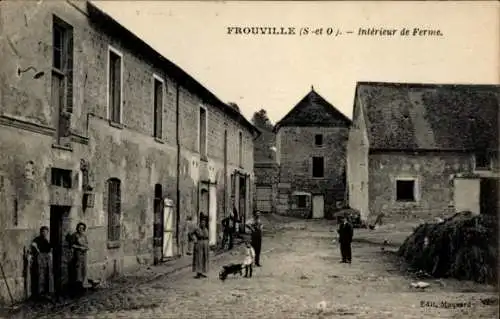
[[277, 126, 348, 218]]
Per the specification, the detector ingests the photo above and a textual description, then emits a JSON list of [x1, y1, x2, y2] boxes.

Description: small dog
[[219, 263, 243, 281]]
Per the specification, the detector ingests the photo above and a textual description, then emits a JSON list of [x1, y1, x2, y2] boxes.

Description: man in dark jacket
[[337, 215, 354, 263], [221, 213, 234, 250]]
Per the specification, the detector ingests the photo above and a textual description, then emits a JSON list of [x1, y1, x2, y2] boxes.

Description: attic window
[[314, 134, 323, 146]]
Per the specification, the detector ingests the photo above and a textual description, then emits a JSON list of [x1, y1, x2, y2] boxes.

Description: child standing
[[243, 241, 255, 278]]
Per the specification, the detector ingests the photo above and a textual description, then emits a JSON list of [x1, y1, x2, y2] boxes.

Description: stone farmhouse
[[0, 1, 258, 303], [347, 81, 499, 222], [269, 88, 351, 219]]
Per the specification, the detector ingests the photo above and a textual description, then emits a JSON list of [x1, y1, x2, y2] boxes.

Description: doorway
[[49, 205, 71, 295], [208, 184, 217, 246], [153, 184, 163, 264], [239, 176, 246, 231], [480, 178, 499, 216], [312, 195, 325, 219], [200, 188, 209, 218]]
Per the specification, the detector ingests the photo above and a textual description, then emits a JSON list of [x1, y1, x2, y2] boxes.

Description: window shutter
[[114, 59, 122, 122], [66, 29, 74, 113]]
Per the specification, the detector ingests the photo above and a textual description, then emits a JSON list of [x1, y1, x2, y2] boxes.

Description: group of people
[[30, 222, 89, 301], [30, 210, 351, 301], [187, 209, 264, 279]]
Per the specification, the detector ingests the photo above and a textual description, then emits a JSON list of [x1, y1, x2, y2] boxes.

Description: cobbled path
[[11, 219, 500, 318]]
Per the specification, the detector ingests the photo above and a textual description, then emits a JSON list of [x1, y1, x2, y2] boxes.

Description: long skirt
[[192, 240, 209, 274], [70, 250, 87, 289], [31, 253, 54, 297]]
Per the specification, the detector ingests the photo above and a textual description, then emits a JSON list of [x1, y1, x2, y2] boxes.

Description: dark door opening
[[239, 176, 246, 232], [480, 178, 499, 216], [49, 205, 71, 295], [153, 184, 163, 264]]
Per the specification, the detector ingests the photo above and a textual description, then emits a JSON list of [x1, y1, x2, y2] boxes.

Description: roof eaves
[[86, 1, 259, 135]]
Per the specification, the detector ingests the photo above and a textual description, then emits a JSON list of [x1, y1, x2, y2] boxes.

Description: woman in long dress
[[69, 222, 89, 296], [191, 214, 210, 278], [30, 226, 54, 300]]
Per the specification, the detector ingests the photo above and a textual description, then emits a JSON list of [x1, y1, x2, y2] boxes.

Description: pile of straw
[[398, 211, 498, 284]]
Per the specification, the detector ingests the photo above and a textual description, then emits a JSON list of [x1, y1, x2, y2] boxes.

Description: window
[[312, 157, 324, 178], [315, 134, 323, 146], [108, 48, 122, 124], [107, 178, 121, 244], [238, 131, 243, 167], [224, 129, 228, 163], [52, 16, 74, 143], [475, 152, 490, 170], [396, 179, 416, 202], [153, 76, 163, 139], [297, 195, 307, 208], [51, 168, 72, 188], [199, 106, 207, 157]]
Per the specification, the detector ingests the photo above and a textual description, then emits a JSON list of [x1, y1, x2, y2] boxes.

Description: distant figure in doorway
[[233, 205, 241, 237], [337, 215, 354, 263], [221, 212, 234, 250], [30, 226, 54, 300], [247, 211, 263, 267], [185, 215, 195, 255], [191, 214, 210, 278], [69, 222, 89, 296]]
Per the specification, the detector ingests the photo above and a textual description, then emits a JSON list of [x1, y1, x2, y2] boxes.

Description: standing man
[[248, 211, 263, 267], [337, 215, 354, 263], [221, 213, 234, 250]]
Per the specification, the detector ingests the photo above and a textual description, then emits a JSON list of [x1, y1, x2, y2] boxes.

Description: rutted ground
[[13, 219, 500, 318]]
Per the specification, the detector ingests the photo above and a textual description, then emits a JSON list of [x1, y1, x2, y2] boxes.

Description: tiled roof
[[355, 82, 500, 151], [274, 88, 351, 132]]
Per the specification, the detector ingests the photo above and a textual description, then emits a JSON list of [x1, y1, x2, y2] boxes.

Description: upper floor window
[[238, 131, 243, 167], [153, 76, 164, 139], [224, 129, 228, 162], [314, 134, 323, 146], [312, 156, 324, 178], [108, 47, 123, 124], [51, 168, 72, 188], [199, 106, 207, 157], [52, 16, 74, 143]]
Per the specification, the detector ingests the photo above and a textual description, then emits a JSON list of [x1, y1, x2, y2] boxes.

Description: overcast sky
[[92, 1, 499, 124]]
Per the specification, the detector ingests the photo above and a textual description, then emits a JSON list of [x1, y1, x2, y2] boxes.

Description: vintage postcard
[[0, 0, 498, 318]]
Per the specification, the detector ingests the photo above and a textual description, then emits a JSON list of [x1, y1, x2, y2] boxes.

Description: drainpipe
[[175, 83, 181, 250], [223, 128, 227, 218]]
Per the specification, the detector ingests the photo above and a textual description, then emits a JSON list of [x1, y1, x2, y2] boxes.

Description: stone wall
[[346, 105, 370, 220], [368, 152, 474, 222]]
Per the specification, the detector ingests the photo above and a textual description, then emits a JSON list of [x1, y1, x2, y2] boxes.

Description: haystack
[[398, 211, 498, 284]]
